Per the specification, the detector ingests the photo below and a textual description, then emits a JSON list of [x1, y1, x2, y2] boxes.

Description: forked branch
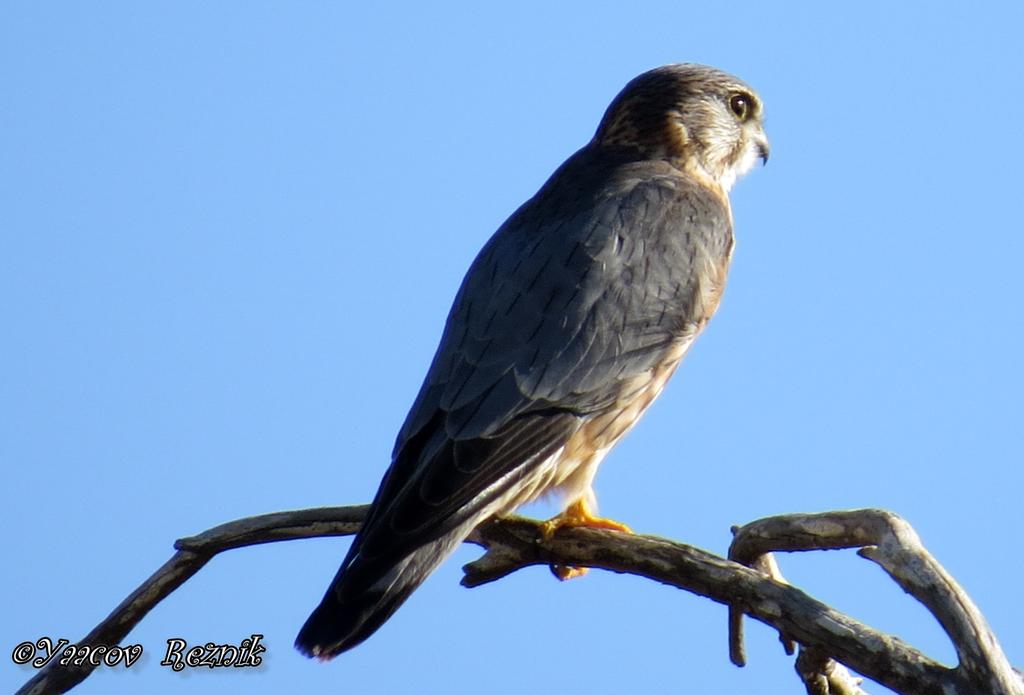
[[16, 507, 1022, 695]]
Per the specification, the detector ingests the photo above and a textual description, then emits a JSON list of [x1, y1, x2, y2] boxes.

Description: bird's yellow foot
[[550, 564, 589, 581], [539, 499, 633, 581], [539, 498, 633, 540]]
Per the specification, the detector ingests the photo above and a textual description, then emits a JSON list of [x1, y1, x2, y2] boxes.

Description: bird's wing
[[345, 157, 731, 591]]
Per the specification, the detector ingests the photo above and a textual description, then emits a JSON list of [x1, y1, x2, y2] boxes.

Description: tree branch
[[465, 516, 952, 693], [16, 506, 1022, 695], [727, 509, 1023, 694], [16, 506, 368, 695]]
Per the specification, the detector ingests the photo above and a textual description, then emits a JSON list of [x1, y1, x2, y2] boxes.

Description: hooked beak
[[756, 137, 770, 165]]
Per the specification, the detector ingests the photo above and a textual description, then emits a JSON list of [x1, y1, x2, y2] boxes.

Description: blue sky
[[3, 3, 1022, 694]]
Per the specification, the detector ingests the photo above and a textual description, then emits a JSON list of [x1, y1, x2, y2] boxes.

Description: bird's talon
[[551, 564, 589, 581], [538, 499, 633, 580], [540, 499, 634, 540], [538, 518, 562, 542]]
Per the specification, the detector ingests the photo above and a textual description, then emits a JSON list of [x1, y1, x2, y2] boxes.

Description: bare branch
[[796, 645, 871, 695], [465, 516, 954, 694], [17, 506, 369, 695], [729, 509, 1024, 695], [16, 506, 1021, 695], [728, 549, 793, 666]]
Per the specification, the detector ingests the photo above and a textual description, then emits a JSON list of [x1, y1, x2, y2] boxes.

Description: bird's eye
[[729, 93, 752, 121]]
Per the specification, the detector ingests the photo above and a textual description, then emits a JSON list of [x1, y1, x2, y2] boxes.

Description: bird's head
[[594, 64, 769, 192]]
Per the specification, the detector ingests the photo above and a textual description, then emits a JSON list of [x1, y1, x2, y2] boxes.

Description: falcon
[[296, 63, 769, 658]]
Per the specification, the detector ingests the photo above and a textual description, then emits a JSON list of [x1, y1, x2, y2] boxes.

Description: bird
[[296, 63, 769, 659]]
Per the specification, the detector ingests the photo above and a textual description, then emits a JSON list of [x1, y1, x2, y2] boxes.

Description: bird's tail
[[295, 581, 415, 659], [295, 531, 465, 659]]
